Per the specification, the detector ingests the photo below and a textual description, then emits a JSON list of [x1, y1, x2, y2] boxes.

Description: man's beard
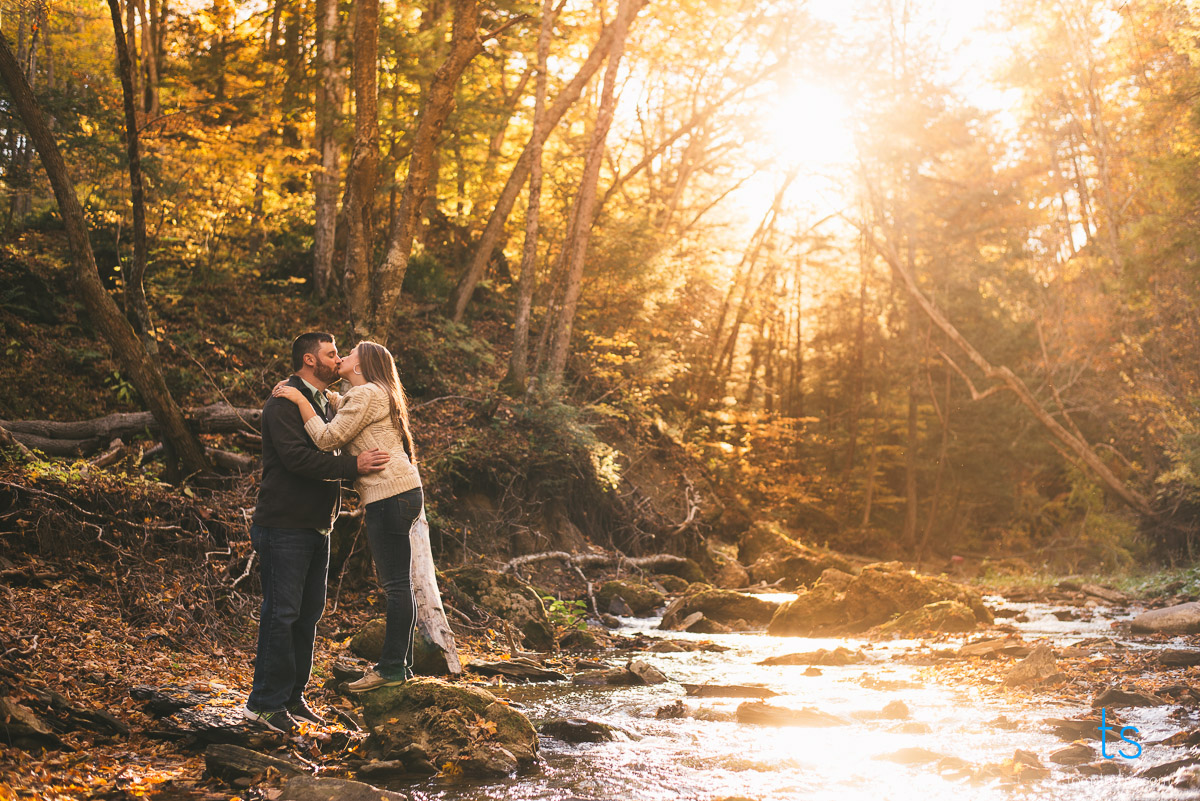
[[314, 363, 339, 385]]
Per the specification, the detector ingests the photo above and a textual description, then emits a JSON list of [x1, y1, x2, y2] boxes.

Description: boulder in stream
[[1091, 687, 1166, 708], [1004, 644, 1058, 686], [357, 677, 537, 777], [280, 776, 408, 801], [1050, 743, 1095, 765], [659, 588, 778, 631], [758, 646, 866, 666], [539, 718, 619, 743], [872, 600, 978, 637], [767, 562, 992, 636], [1130, 601, 1200, 635], [735, 701, 850, 727]]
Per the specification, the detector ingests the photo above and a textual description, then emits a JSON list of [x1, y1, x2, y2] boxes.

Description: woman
[[273, 341, 422, 692]]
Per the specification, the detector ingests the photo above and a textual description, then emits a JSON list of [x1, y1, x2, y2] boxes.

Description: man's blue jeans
[[247, 525, 329, 712], [364, 487, 423, 679]]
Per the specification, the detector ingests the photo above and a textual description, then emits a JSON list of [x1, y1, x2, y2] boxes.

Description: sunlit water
[[392, 594, 1200, 801]]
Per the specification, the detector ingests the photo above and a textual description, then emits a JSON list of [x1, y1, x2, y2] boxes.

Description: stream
[[392, 594, 1200, 801]]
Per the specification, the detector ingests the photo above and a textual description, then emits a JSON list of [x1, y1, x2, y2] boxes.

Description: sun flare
[[759, 81, 856, 171]]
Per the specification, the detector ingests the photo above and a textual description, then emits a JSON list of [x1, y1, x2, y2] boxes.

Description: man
[[243, 332, 389, 735]]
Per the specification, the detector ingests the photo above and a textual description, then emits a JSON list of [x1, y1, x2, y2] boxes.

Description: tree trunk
[[313, 0, 342, 297], [861, 225, 1154, 517], [341, 0, 380, 332], [447, 16, 622, 322], [0, 32, 209, 476], [410, 510, 462, 674], [366, 0, 505, 340], [135, 0, 159, 118], [500, 0, 557, 395], [124, 0, 140, 114], [541, 0, 640, 389], [107, 0, 157, 355]]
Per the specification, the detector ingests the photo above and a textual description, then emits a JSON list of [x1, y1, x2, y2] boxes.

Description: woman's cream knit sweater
[[303, 382, 421, 505]]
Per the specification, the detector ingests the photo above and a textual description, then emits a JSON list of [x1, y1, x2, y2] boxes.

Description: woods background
[[2, 0, 1200, 574]]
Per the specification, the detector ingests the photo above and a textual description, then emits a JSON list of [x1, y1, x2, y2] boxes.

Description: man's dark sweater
[[253, 375, 359, 530]]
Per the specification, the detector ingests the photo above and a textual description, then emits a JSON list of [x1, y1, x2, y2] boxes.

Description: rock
[[607, 596, 634, 616], [877, 747, 947, 765], [1130, 601, 1200, 635], [1044, 715, 1124, 742], [442, 567, 554, 650], [627, 659, 669, 685], [804, 667, 821, 676], [1073, 761, 1124, 776], [539, 718, 619, 743], [767, 562, 991, 636], [1004, 644, 1057, 686], [738, 521, 854, 589], [599, 613, 621, 628], [1050, 743, 1094, 765], [675, 611, 731, 634], [840, 563, 993, 630], [706, 546, 751, 589], [280, 776, 407, 801], [735, 701, 849, 727], [881, 700, 910, 719], [371, 743, 437, 776], [895, 722, 932, 734], [652, 574, 691, 594], [349, 618, 386, 662], [559, 628, 606, 652], [766, 584, 847, 636], [1172, 765, 1200, 789], [467, 658, 568, 683], [1091, 687, 1165, 708], [873, 600, 979, 637], [204, 743, 306, 783], [815, 568, 855, 592], [682, 684, 778, 699], [656, 700, 687, 719], [758, 647, 866, 666], [659, 589, 778, 631], [1080, 584, 1128, 604], [1137, 755, 1200, 779], [357, 678, 537, 777], [1160, 649, 1200, 667], [958, 638, 1029, 658]]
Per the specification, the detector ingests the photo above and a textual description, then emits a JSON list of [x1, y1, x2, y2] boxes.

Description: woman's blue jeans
[[364, 486, 423, 679]]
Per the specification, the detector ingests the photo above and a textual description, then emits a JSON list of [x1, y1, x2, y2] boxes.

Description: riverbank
[[3, 551, 1200, 801]]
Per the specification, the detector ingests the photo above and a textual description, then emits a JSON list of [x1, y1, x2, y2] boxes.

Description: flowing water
[[394, 594, 1200, 801]]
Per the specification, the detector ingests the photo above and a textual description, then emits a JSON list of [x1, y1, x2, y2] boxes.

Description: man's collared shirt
[[299, 377, 328, 416]]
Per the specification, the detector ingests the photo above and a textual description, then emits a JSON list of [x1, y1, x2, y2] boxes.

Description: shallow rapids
[[390, 594, 1200, 801]]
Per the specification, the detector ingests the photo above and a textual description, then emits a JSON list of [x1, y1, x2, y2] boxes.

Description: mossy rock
[[739, 521, 854, 589], [660, 588, 777, 630], [442, 566, 554, 650], [595, 580, 666, 616], [840, 562, 992, 630], [358, 678, 537, 776], [767, 583, 848, 636], [873, 600, 979, 637], [768, 563, 992, 636], [652, 574, 691, 594], [705, 547, 750, 589]]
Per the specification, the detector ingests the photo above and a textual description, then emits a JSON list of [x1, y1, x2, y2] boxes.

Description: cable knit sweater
[[303, 382, 421, 505]]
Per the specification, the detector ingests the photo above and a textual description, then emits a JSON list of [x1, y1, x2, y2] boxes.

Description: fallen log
[[503, 551, 700, 576], [411, 510, 463, 675], [2, 403, 263, 455], [0, 422, 33, 459], [204, 743, 306, 782]]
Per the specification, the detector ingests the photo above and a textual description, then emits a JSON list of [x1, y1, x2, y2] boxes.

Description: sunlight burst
[[759, 81, 856, 171]]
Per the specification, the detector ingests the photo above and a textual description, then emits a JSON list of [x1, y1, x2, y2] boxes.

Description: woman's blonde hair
[[355, 341, 417, 464]]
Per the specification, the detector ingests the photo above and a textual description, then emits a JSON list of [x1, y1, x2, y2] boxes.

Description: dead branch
[[0, 422, 34, 459]]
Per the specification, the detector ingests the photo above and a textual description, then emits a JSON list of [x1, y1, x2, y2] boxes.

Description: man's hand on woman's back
[[357, 448, 390, 473]]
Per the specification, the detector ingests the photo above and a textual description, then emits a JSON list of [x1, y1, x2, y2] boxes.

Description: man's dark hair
[[291, 332, 335, 372]]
